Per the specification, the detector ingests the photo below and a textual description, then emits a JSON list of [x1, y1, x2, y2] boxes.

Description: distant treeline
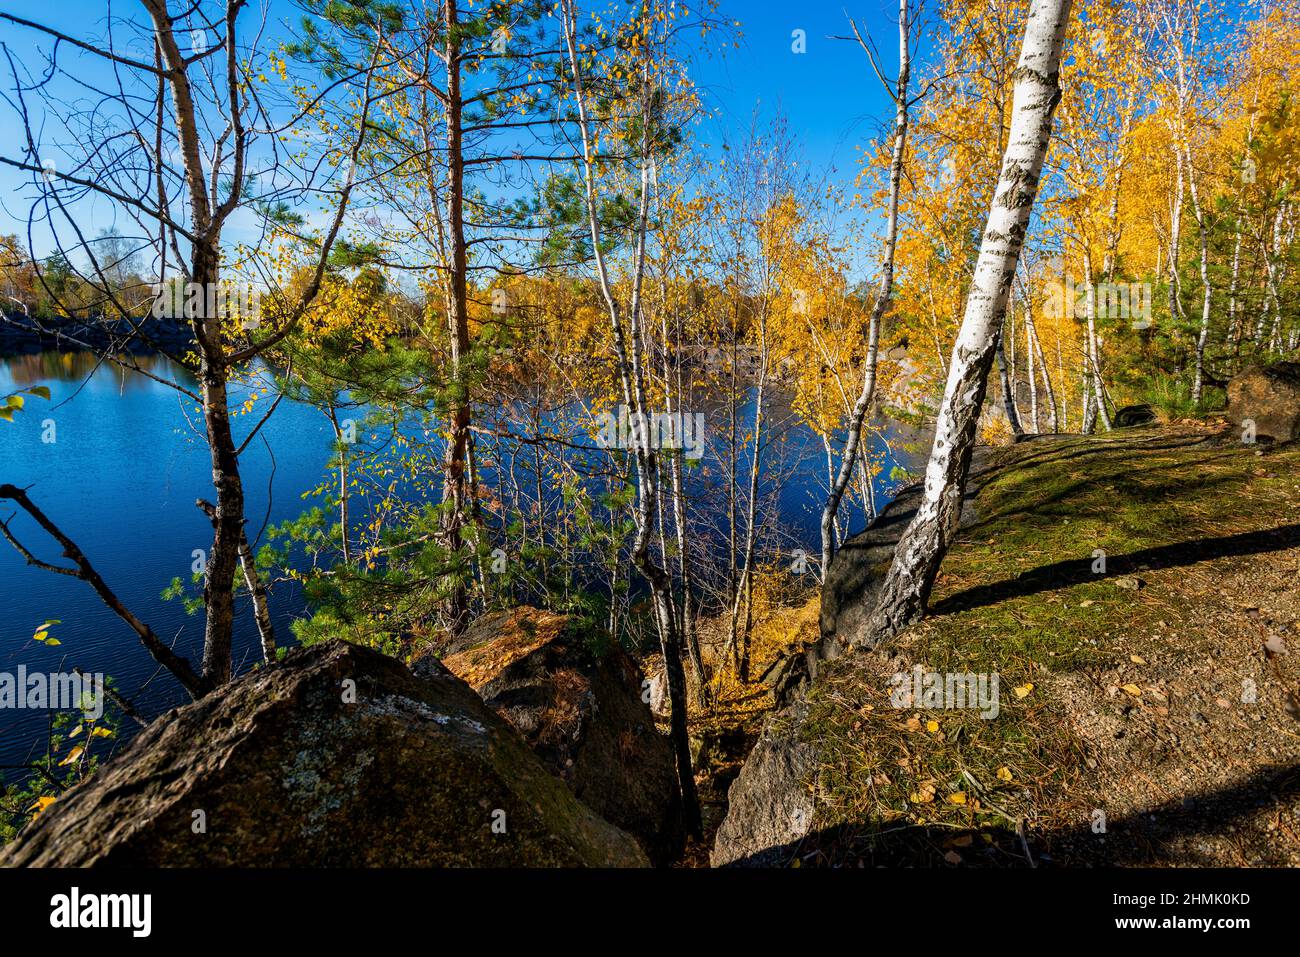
[[0, 311, 195, 357]]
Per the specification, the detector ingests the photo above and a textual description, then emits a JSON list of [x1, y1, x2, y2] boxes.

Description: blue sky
[[0, 0, 903, 262], [695, 1, 900, 176]]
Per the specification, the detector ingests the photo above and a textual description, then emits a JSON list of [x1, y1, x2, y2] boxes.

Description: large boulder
[[418, 608, 684, 866], [1226, 362, 1300, 441], [0, 641, 647, 867], [1113, 403, 1157, 428], [711, 690, 815, 867]]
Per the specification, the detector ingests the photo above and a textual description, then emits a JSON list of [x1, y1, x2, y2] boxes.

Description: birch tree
[[0, 0, 387, 692], [559, 0, 701, 834], [863, 0, 1074, 647], [820, 0, 912, 577]]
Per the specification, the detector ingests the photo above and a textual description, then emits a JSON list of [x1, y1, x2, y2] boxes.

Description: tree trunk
[[195, 252, 245, 690], [328, 407, 351, 566], [821, 0, 911, 576], [441, 0, 472, 639], [1166, 141, 1185, 333], [1183, 143, 1213, 405], [731, 330, 766, 684], [863, 0, 1073, 647], [995, 318, 1024, 436], [1021, 270, 1057, 431], [1020, 275, 1040, 431], [662, 292, 708, 705], [198, 498, 276, 666], [1083, 248, 1111, 431], [560, 0, 700, 834]]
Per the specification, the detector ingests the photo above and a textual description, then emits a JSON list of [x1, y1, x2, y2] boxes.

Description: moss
[[797, 425, 1300, 865]]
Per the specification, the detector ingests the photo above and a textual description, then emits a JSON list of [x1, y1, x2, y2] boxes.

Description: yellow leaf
[[926, 719, 940, 733], [58, 745, 84, 767], [1013, 683, 1034, 698], [1121, 684, 1143, 697], [1130, 655, 1146, 665], [67, 724, 83, 739], [947, 791, 968, 805], [91, 727, 114, 739], [27, 795, 56, 817], [996, 766, 1013, 782]]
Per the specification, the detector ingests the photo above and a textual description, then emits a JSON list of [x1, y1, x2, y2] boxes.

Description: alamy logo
[[0, 668, 103, 719], [1043, 277, 1153, 329], [594, 405, 705, 460], [890, 666, 1000, 719], [151, 281, 262, 328], [50, 887, 151, 937]]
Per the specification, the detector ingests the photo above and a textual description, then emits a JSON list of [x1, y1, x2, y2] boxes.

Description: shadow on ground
[[931, 523, 1300, 617], [723, 761, 1300, 867]]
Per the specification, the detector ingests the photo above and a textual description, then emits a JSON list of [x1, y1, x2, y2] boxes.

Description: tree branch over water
[[0, 483, 206, 698]]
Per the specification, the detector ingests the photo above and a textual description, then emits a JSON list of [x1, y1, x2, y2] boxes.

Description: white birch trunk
[[559, 0, 700, 833], [862, 0, 1073, 646], [1184, 143, 1213, 404], [820, 0, 911, 576]]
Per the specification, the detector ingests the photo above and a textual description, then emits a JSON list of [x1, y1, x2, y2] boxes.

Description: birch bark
[[863, 0, 1073, 646]]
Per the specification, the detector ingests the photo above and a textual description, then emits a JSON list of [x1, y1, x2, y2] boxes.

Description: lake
[[0, 350, 919, 769]]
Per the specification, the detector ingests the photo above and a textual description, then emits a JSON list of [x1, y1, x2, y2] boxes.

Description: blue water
[[0, 353, 330, 768], [0, 351, 918, 770]]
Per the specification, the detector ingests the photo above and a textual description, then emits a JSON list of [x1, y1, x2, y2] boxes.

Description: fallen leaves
[[31, 619, 62, 646], [909, 781, 937, 804]]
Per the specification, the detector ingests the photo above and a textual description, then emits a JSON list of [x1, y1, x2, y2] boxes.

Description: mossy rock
[[1, 641, 647, 867]]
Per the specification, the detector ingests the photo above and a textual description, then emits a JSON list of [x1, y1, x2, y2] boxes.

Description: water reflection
[[0, 350, 197, 392]]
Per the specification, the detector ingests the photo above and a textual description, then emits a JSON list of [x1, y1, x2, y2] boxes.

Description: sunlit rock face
[[1227, 362, 1300, 442], [416, 606, 684, 866]]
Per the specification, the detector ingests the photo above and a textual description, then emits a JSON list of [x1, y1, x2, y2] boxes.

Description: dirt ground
[[690, 425, 1300, 867]]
